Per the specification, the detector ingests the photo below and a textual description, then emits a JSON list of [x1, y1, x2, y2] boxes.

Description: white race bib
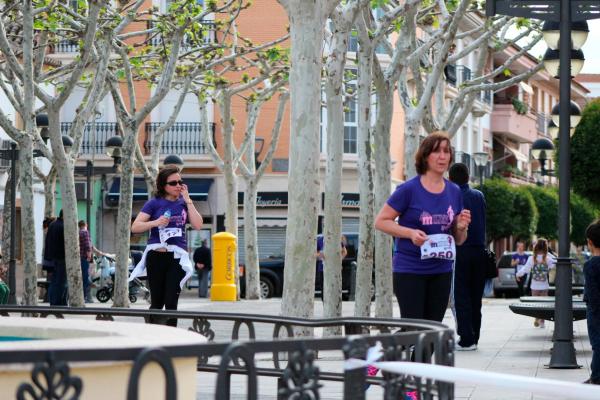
[[159, 227, 182, 244], [420, 234, 456, 261]]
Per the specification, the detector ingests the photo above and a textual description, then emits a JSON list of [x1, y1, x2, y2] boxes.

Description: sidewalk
[[87, 292, 593, 399]]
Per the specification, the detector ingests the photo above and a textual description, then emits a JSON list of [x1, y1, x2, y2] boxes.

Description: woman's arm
[[517, 256, 533, 277], [180, 184, 203, 230], [452, 209, 471, 245], [374, 203, 428, 246], [131, 211, 166, 233]]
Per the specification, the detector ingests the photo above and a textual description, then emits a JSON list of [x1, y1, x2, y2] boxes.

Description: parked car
[[493, 250, 587, 298], [493, 251, 532, 298], [239, 233, 363, 299]]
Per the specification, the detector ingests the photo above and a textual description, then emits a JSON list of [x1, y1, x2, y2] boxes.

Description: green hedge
[[477, 179, 597, 246]]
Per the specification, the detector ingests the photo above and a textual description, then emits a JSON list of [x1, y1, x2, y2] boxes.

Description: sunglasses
[[166, 180, 184, 187]]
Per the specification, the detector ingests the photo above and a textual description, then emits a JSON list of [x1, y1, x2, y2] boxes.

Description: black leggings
[[393, 271, 452, 322], [146, 250, 185, 327]]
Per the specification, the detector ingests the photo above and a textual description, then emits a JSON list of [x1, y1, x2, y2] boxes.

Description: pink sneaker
[[367, 365, 379, 376]]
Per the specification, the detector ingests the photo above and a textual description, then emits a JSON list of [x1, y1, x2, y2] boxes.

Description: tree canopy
[[569, 98, 600, 206]]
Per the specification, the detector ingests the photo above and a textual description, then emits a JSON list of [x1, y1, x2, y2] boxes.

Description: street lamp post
[[472, 152, 490, 187], [487, 0, 596, 369]]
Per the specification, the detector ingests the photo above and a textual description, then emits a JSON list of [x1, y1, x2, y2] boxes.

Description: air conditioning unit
[[75, 182, 87, 200]]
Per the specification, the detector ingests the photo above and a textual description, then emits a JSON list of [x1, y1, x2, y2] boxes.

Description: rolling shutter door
[[237, 226, 287, 264], [342, 218, 359, 234]]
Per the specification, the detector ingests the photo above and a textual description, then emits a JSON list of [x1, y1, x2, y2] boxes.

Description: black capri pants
[[146, 250, 185, 327], [393, 271, 452, 322]]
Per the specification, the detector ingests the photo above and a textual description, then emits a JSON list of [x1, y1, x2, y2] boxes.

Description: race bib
[[420, 234, 456, 261], [159, 227, 183, 244]]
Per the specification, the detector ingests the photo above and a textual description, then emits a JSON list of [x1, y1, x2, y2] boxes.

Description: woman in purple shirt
[[375, 132, 471, 322], [131, 165, 203, 326]]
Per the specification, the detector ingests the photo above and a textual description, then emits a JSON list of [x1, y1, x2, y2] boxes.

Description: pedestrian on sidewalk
[[193, 239, 211, 298], [315, 234, 347, 301], [130, 165, 203, 327], [44, 210, 67, 306], [375, 132, 471, 323], [78, 220, 93, 303], [449, 162, 487, 351], [583, 219, 600, 385], [515, 238, 555, 328], [512, 241, 530, 296]]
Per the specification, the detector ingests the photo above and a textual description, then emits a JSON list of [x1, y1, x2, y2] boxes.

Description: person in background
[[315, 234, 347, 301], [583, 220, 600, 385], [45, 210, 67, 306], [375, 132, 471, 323], [449, 162, 487, 351], [41, 216, 56, 302], [516, 238, 555, 328], [130, 165, 203, 326], [193, 239, 212, 298], [512, 241, 530, 296], [78, 220, 93, 303]]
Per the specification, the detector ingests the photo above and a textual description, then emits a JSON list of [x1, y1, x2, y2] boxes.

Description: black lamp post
[[531, 137, 556, 178], [487, 0, 595, 369], [472, 152, 490, 187], [105, 135, 123, 169]]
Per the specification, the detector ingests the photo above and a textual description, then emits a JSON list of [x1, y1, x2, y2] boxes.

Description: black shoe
[[583, 377, 600, 385]]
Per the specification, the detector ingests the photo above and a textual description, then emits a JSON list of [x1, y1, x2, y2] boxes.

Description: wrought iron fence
[[60, 122, 121, 155], [0, 305, 454, 400], [144, 122, 215, 155]]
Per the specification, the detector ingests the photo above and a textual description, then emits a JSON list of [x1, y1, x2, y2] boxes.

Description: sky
[[526, 19, 600, 74]]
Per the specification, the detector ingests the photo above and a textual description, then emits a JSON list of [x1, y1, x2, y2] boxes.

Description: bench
[[519, 296, 584, 303], [509, 302, 587, 321]]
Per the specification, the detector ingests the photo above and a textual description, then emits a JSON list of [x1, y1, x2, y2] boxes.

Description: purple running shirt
[[140, 196, 189, 249], [387, 176, 463, 274]]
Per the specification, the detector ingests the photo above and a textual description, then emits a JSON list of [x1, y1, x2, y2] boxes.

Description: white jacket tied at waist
[[128, 243, 193, 289]]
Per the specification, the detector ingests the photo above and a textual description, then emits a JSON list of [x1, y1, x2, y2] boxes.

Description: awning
[[107, 177, 213, 203], [519, 82, 534, 95], [504, 145, 529, 163]]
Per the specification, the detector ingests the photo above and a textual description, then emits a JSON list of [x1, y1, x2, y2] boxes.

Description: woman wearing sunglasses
[[130, 165, 203, 326]]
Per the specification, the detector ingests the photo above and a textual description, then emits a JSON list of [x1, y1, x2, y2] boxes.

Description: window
[[319, 76, 358, 155]]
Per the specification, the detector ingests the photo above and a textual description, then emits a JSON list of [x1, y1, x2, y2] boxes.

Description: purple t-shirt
[[141, 196, 189, 250], [512, 253, 529, 273], [388, 176, 463, 274]]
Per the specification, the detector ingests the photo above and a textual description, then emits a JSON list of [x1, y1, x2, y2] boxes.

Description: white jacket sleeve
[[516, 256, 533, 277]]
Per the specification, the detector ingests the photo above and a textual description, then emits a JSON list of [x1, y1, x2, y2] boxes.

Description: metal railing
[[55, 39, 79, 53], [147, 20, 217, 49], [0, 305, 455, 400], [144, 122, 215, 155], [60, 122, 121, 155]]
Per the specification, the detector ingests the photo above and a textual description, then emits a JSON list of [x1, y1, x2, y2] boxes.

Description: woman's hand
[[410, 229, 428, 247], [180, 183, 192, 204], [154, 215, 170, 227], [456, 209, 471, 231]]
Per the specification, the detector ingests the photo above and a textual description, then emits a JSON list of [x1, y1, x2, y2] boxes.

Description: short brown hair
[[414, 131, 454, 175], [155, 165, 181, 198]]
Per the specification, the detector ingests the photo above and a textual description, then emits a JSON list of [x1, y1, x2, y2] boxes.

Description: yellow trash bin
[[210, 232, 237, 301]]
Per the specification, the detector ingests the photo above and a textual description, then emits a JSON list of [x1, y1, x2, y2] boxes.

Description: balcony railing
[[61, 122, 121, 155], [481, 81, 493, 105], [455, 151, 492, 182], [144, 122, 215, 155], [147, 20, 217, 49], [55, 39, 79, 53]]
